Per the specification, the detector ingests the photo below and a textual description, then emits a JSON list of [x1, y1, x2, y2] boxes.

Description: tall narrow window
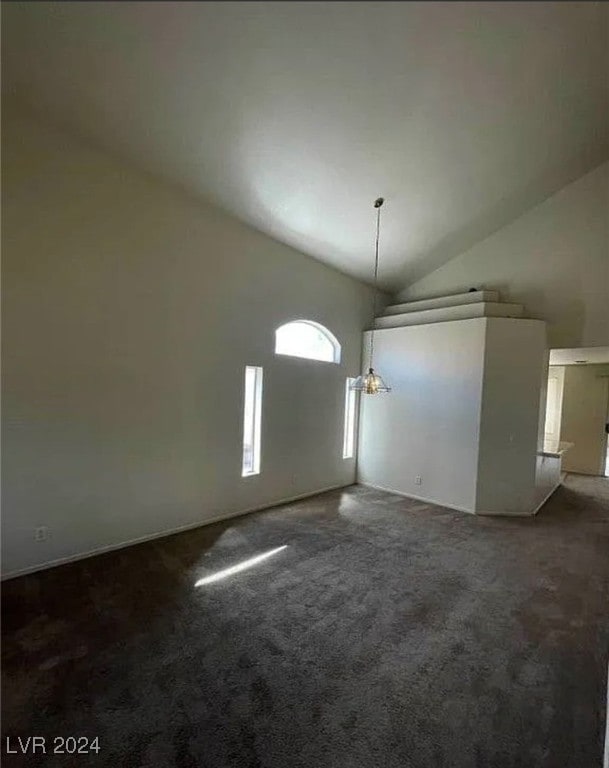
[[242, 366, 263, 476], [343, 377, 357, 459]]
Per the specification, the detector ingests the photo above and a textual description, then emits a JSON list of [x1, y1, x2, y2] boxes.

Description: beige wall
[[1, 106, 374, 577], [357, 319, 486, 513], [559, 365, 609, 475], [357, 317, 546, 516], [397, 162, 609, 349], [476, 319, 547, 515]]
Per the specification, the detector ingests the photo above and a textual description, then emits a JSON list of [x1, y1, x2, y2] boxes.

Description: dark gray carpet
[[2, 474, 608, 768]]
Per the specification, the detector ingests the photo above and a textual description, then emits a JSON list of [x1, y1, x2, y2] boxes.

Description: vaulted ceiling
[[3, 2, 608, 290]]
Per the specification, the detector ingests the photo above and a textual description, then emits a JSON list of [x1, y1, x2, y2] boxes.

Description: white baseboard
[[475, 509, 534, 518], [531, 479, 563, 516], [1, 483, 351, 581], [474, 481, 562, 518], [362, 479, 566, 518], [358, 481, 474, 515]]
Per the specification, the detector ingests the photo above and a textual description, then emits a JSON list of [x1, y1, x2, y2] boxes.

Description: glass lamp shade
[[350, 368, 391, 395]]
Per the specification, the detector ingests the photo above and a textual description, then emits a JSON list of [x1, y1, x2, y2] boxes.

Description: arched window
[[274, 320, 341, 363]]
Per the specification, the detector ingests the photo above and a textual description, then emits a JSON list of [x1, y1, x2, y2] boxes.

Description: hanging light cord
[[369, 197, 383, 370]]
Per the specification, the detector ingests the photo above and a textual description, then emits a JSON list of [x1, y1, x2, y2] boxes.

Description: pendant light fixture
[[350, 197, 391, 395]]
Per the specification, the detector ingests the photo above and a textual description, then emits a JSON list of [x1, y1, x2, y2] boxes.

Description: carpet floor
[[2, 474, 609, 768]]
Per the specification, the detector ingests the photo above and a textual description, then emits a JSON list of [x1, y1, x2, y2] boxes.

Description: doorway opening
[[545, 347, 609, 478]]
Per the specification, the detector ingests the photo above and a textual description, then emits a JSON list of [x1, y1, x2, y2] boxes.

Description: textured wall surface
[[2, 107, 373, 576]]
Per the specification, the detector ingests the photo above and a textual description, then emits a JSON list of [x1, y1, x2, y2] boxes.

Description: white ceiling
[[550, 347, 609, 366], [3, 2, 608, 290]]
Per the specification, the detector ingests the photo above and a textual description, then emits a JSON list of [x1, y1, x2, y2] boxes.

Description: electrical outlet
[[34, 526, 49, 542], [415, 476, 422, 486]]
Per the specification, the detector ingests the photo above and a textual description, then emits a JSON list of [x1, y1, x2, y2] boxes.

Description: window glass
[[275, 321, 340, 363]]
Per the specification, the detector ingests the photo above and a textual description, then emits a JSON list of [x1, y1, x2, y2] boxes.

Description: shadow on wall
[[493, 285, 586, 348], [391, 280, 588, 349], [548, 299, 587, 349], [409, 282, 587, 349], [394, 146, 609, 290]]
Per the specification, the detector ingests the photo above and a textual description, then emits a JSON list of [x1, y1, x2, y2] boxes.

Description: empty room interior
[[2, 2, 609, 767]]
